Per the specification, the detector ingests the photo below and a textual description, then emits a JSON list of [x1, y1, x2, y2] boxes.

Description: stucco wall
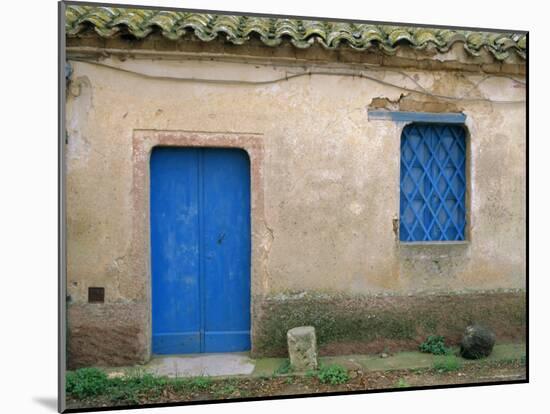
[[65, 53, 526, 366]]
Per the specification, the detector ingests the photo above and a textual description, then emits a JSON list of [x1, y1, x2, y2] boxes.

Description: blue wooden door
[[150, 147, 251, 354]]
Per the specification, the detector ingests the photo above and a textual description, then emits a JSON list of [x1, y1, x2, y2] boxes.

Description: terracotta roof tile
[[66, 5, 526, 61]]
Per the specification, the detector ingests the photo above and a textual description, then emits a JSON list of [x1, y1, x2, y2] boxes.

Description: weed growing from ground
[[66, 368, 215, 404], [305, 369, 317, 378], [107, 372, 168, 403], [433, 355, 462, 372], [170, 378, 191, 392], [274, 359, 293, 375], [419, 335, 451, 355], [66, 367, 109, 399], [216, 384, 237, 397], [189, 376, 212, 390], [317, 364, 349, 385], [396, 378, 410, 388]]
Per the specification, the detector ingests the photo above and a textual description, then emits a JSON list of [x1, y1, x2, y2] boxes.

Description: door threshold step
[[145, 353, 255, 378]]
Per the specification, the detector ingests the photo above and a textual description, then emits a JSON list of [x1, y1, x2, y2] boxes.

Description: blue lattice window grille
[[400, 123, 466, 242]]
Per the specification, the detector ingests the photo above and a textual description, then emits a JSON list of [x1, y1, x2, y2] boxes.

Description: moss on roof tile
[[65, 5, 526, 61]]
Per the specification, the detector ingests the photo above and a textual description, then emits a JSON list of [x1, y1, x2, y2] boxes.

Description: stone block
[[287, 326, 318, 371]]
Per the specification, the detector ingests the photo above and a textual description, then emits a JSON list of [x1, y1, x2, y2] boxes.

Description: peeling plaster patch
[[261, 223, 275, 293], [369, 93, 408, 111], [104, 254, 130, 303], [398, 98, 462, 113], [392, 216, 399, 238], [66, 76, 93, 170], [369, 94, 463, 114]]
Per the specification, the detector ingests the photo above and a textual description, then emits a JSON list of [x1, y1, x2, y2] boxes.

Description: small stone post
[[287, 326, 318, 371]]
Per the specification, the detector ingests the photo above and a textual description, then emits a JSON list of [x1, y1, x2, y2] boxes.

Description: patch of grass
[[433, 355, 462, 373], [305, 369, 317, 378], [66, 367, 109, 399], [396, 378, 410, 388], [66, 368, 216, 404], [171, 377, 191, 392], [317, 364, 349, 385], [285, 376, 295, 384], [274, 359, 293, 375], [419, 335, 451, 355], [491, 355, 527, 367], [189, 376, 212, 391], [107, 372, 168, 403], [215, 384, 237, 397]]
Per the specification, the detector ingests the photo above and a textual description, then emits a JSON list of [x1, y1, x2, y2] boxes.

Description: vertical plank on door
[[203, 149, 251, 352], [151, 148, 201, 354]]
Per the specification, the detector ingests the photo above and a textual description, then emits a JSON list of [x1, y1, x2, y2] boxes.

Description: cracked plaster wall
[[65, 55, 526, 364]]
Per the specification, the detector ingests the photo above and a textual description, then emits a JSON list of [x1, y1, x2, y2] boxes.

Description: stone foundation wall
[[67, 303, 149, 369], [67, 290, 525, 368], [252, 290, 526, 357]]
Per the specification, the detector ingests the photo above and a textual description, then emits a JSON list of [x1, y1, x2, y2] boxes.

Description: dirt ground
[[66, 359, 526, 410]]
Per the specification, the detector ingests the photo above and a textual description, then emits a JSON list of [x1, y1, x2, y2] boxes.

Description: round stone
[[459, 324, 496, 359]]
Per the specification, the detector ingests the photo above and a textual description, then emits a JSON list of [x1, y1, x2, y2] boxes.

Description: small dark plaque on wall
[[88, 287, 105, 303]]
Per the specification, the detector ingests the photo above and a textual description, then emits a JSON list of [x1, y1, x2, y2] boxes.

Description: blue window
[[400, 123, 466, 242]]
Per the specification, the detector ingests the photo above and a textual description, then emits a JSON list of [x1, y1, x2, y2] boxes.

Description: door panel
[[150, 147, 251, 354], [203, 149, 251, 352], [151, 148, 201, 354]]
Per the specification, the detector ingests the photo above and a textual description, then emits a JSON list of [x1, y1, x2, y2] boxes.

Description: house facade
[[64, 5, 526, 368]]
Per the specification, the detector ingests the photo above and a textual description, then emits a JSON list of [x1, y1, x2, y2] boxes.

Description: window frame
[[397, 121, 470, 245]]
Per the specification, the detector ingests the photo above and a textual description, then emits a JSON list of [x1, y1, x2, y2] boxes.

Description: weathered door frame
[[131, 130, 264, 359]]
